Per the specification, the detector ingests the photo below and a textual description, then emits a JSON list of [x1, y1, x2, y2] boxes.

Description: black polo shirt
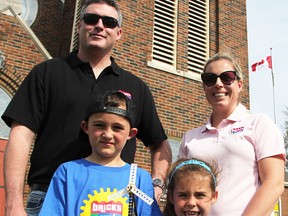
[[2, 50, 167, 186]]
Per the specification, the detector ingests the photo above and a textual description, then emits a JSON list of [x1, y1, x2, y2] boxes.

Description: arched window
[[0, 0, 38, 26], [0, 88, 11, 138]]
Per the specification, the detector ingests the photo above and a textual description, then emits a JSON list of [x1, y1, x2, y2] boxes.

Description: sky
[[246, 0, 288, 134]]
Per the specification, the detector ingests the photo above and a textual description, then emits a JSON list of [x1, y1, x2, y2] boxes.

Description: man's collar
[[66, 50, 121, 76], [66, 50, 83, 68], [110, 56, 121, 75]]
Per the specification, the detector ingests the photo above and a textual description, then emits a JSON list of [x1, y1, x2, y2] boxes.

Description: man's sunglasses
[[201, 71, 238, 87], [82, 13, 119, 28]]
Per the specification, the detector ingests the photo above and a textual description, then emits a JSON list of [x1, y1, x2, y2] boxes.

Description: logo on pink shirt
[[230, 126, 244, 134]]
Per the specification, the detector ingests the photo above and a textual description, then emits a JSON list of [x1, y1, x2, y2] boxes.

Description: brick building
[[0, 0, 287, 215]]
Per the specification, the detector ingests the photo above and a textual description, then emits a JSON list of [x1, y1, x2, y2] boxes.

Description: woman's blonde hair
[[203, 52, 244, 81]]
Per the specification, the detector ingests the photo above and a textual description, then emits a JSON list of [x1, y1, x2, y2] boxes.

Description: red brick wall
[[58, 0, 77, 58], [30, 1, 65, 57], [282, 186, 288, 215], [0, 13, 47, 87]]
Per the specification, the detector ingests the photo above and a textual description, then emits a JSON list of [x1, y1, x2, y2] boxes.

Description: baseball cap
[[85, 91, 135, 127]]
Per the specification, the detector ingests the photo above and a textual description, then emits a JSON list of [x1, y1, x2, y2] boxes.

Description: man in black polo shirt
[[2, 0, 172, 215]]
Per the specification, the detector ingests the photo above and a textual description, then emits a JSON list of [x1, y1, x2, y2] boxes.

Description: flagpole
[[270, 47, 277, 124]]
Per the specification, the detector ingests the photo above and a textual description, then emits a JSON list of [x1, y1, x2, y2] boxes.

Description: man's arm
[[149, 139, 172, 202], [4, 122, 35, 216]]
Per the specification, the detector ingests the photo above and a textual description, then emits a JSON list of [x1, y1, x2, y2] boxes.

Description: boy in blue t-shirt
[[39, 91, 162, 216]]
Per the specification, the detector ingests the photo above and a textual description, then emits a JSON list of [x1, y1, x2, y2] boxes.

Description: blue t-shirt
[[39, 159, 162, 216]]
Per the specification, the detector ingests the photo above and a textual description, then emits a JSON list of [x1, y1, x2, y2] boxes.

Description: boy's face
[[81, 107, 137, 161]]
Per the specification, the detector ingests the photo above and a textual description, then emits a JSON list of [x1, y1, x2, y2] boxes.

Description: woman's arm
[[242, 156, 285, 216]]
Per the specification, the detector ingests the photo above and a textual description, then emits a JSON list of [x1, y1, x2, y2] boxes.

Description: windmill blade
[[129, 184, 154, 205], [107, 163, 154, 206], [129, 163, 137, 184], [107, 187, 128, 201], [108, 163, 138, 201]]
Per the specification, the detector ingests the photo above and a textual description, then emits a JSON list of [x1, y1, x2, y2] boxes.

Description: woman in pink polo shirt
[[178, 52, 285, 216]]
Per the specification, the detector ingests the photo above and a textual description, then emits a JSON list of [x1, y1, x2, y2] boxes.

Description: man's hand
[[154, 186, 165, 206]]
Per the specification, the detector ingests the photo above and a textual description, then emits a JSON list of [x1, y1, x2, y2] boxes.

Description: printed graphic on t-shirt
[[80, 188, 128, 216]]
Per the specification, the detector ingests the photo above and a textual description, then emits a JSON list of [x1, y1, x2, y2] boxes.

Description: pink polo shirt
[[178, 103, 285, 216]]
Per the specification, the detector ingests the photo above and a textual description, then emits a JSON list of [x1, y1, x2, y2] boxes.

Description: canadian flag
[[251, 56, 272, 72]]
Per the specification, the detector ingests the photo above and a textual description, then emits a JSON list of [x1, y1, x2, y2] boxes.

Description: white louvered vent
[[70, 0, 82, 51], [188, 0, 209, 74], [151, 0, 177, 67]]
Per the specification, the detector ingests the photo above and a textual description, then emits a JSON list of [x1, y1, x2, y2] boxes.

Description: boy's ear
[[128, 128, 138, 140], [80, 121, 88, 134]]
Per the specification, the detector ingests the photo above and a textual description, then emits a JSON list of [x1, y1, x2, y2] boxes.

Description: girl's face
[[169, 174, 218, 216]]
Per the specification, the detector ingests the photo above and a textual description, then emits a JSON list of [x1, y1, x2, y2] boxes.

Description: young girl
[[163, 158, 219, 216]]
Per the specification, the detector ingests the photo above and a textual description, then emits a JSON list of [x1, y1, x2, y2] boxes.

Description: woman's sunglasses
[[201, 71, 238, 87], [82, 13, 119, 28]]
